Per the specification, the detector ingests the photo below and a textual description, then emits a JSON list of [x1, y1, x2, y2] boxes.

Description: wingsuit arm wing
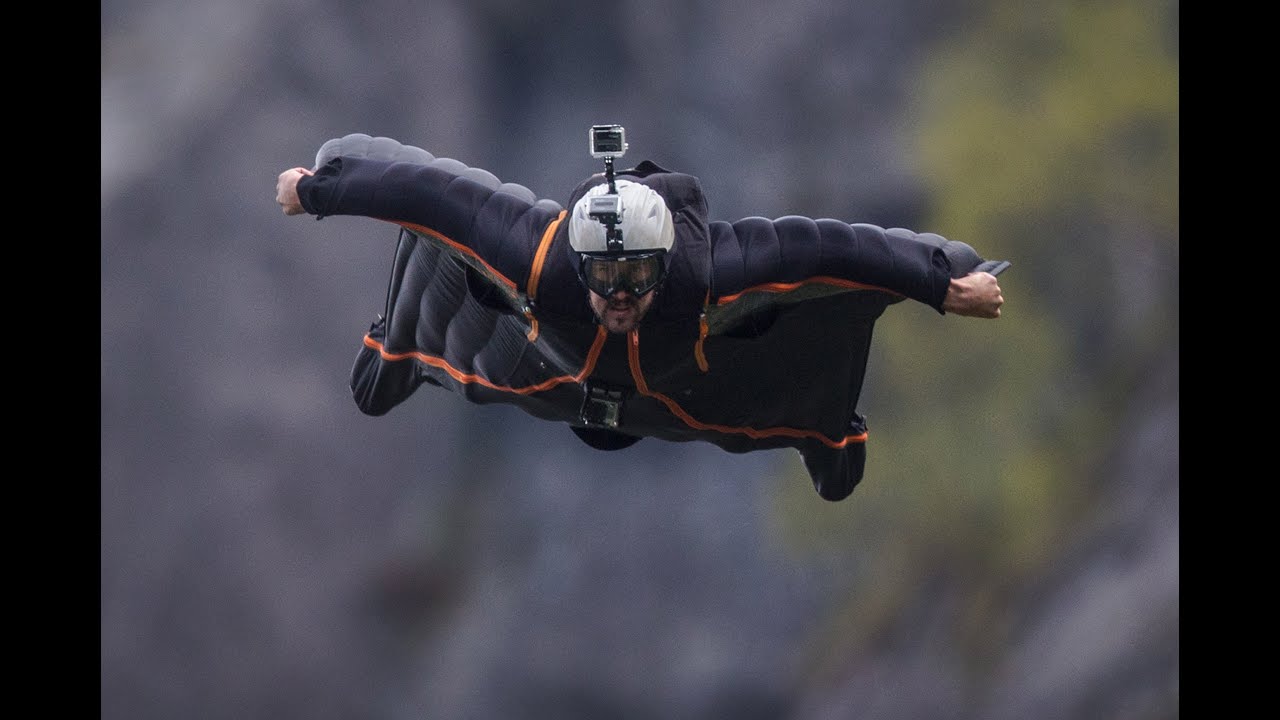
[[886, 226, 1010, 281], [702, 217, 1009, 501], [710, 217, 1009, 313], [294, 134, 569, 418], [295, 133, 564, 294]]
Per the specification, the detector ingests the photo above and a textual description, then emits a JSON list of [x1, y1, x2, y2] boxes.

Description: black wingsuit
[[295, 134, 1007, 501]]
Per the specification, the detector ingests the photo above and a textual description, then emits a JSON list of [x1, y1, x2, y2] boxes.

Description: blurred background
[[101, 0, 1178, 717]]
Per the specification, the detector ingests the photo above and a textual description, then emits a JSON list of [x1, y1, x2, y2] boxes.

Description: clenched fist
[[275, 167, 314, 215], [942, 272, 1004, 318]]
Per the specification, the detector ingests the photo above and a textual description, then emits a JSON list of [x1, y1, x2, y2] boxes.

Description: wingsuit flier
[[274, 132, 1008, 501]]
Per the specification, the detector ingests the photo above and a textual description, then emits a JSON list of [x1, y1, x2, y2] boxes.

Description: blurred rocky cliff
[[101, 1, 1178, 718]]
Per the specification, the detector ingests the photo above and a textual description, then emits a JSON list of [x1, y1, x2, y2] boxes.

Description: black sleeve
[[710, 216, 957, 312], [297, 156, 558, 293]]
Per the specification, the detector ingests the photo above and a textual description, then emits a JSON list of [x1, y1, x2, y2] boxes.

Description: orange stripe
[[388, 215, 562, 351], [363, 325, 606, 393], [527, 210, 566, 301], [716, 276, 901, 305], [626, 331, 866, 449], [694, 315, 709, 372], [388, 219, 518, 291]]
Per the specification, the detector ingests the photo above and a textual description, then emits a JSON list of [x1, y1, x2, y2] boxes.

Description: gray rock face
[[101, 1, 1178, 718]]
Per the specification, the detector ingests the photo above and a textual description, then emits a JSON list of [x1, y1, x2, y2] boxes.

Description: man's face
[[588, 288, 656, 334]]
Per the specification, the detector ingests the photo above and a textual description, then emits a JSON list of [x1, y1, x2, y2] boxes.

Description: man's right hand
[[276, 167, 314, 215]]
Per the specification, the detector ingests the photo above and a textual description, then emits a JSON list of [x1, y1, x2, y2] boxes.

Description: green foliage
[[918, 0, 1178, 246], [772, 0, 1178, 677]]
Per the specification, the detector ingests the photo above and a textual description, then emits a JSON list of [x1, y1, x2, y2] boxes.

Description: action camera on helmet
[[589, 125, 627, 159], [570, 125, 676, 272]]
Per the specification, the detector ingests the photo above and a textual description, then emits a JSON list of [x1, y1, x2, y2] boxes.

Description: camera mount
[[588, 125, 628, 251]]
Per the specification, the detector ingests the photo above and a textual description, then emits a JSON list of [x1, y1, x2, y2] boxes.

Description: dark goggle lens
[[580, 253, 665, 296]]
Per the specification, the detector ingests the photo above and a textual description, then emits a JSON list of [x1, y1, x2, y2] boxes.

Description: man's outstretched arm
[[273, 156, 565, 293], [710, 217, 1008, 316]]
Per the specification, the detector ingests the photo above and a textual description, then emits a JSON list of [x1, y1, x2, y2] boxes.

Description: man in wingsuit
[[275, 132, 1007, 501]]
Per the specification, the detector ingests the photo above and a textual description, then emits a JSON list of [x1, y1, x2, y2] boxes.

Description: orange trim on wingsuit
[[524, 210, 567, 342], [392, 220, 519, 291], [363, 325, 608, 394], [527, 211, 566, 301], [626, 331, 867, 449], [694, 315, 709, 372], [392, 214, 570, 343], [716, 276, 902, 305], [694, 289, 710, 373]]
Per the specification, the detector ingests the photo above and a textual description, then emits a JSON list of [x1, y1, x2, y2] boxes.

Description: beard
[[590, 291, 653, 334]]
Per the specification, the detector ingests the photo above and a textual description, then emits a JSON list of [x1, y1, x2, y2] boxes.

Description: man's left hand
[[942, 272, 1004, 318]]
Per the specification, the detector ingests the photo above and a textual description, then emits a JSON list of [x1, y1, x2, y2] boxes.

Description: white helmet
[[568, 179, 675, 254]]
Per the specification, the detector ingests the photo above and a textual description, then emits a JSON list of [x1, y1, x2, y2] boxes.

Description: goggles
[[578, 251, 666, 298]]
